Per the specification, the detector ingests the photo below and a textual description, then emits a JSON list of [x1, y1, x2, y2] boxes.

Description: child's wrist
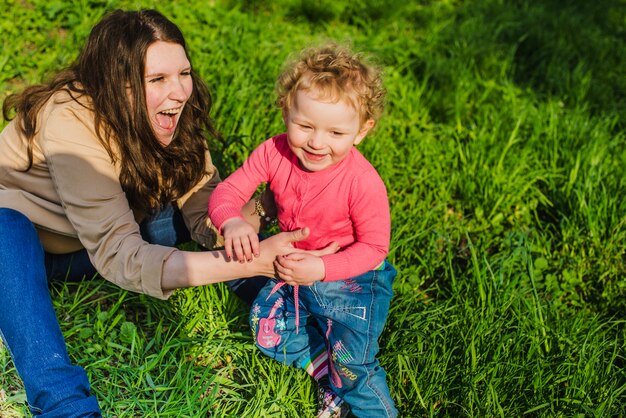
[[254, 195, 277, 225]]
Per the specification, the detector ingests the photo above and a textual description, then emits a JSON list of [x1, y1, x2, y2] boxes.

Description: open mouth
[[155, 107, 181, 131]]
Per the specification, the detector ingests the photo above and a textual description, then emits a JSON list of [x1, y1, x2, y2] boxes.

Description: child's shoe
[[316, 376, 349, 418]]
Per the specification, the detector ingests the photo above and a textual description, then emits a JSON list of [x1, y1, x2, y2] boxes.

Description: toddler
[[209, 44, 397, 418]]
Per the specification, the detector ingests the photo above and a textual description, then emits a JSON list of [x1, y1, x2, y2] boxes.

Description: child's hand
[[221, 217, 259, 262], [273, 253, 325, 286]]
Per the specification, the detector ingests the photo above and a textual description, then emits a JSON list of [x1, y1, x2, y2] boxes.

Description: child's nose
[[308, 132, 324, 149]]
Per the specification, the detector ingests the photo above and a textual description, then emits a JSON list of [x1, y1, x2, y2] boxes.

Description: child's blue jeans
[[0, 206, 265, 417], [250, 260, 398, 418]]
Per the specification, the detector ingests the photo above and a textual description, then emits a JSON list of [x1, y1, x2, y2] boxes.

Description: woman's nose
[[170, 78, 190, 101]]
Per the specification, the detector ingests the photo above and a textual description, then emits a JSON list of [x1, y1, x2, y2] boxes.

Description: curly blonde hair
[[276, 43, 385, 125]]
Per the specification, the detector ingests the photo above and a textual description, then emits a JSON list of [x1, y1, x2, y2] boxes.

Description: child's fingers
[[233, 237, 247, 263], [241, 235, 258, 262], [235, 236, 256, 262], [276, 254, 303, 269], [250, 234, 260, 258], [274, 255, 286, 268], [242, 235, 255, 262], [279, 253, 305, 262], [273, 260, 314, 286], [273, 259, 292, 280], [224, 237, 233, 260]]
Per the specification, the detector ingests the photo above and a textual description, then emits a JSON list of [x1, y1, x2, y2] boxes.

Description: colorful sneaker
[[316, 376, 349, 418]]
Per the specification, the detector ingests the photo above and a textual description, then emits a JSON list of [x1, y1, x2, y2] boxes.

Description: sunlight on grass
[[1, 0, 625, 416]]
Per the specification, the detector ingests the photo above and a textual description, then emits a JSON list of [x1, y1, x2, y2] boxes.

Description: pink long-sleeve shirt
[[209, 133, 390, 282]]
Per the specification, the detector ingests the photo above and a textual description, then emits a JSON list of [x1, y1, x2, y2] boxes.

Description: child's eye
[[299, 124, 312, 130], [332, 131, 345, 136]]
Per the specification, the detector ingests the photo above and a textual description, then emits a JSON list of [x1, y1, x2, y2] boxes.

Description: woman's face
[[144, 41, 193, 147]]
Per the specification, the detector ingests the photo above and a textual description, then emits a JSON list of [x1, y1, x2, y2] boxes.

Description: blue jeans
[[0, 206, 266, 417], [250, 261, 398, 418]]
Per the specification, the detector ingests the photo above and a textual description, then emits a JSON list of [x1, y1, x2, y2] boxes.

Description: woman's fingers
[[282, 227, 310, 248], [308, 241, 340, 257]]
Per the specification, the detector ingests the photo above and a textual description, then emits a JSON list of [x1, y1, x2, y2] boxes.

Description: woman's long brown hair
[[2, 9, 219, 215]]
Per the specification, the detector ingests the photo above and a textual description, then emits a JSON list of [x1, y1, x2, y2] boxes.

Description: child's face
[[284, 89, 374, 172]]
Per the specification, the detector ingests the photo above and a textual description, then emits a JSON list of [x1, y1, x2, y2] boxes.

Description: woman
[[0, 9, 330, 417]]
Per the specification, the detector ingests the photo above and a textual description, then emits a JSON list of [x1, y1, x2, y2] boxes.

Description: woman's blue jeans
[[250, 261, 398, 417], [0, 206, 265, 417]]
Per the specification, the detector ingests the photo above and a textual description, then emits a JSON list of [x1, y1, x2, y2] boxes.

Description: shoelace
[[266, 281, 300, 334]]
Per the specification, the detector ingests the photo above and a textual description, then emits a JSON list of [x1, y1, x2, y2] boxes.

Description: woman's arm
[[161, 227, 309, 290]]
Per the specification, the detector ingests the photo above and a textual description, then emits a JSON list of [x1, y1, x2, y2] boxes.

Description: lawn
[[1, 0, 625, 416]]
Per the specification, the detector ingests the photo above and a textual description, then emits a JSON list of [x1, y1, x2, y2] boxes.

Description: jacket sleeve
[[41, 102, 175, 299]]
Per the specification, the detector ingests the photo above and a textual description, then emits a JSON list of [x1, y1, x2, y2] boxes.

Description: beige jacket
[[0, 91, 221, 299]]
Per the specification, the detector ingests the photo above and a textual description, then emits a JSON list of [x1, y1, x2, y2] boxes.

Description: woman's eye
[[148, 76, 163, 83], [181, 71, 191, 77]]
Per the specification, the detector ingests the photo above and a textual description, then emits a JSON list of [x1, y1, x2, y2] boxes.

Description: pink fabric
[[209, 133, 390, 282]]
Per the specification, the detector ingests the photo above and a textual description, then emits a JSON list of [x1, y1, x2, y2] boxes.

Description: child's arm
[[208, 139, 275, 261]]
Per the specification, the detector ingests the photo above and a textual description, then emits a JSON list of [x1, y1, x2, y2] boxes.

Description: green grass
[[2, 0, 626, 416]]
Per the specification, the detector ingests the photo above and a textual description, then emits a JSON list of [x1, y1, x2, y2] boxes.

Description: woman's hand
[[161, 228, 313, 291], [269, 238, 340, 286], [254, 227, 312, 276], [305, 241, 340, 257], [161, 227, 339, 291]]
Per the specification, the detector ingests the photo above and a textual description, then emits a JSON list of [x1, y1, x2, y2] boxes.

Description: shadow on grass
[[395, 0, 626, 125]]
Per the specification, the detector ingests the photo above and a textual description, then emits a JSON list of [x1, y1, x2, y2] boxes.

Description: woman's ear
[[354, 119, 376, 145]]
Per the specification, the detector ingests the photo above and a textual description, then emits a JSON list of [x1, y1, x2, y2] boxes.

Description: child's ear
[[354, 119, 376, 145]]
